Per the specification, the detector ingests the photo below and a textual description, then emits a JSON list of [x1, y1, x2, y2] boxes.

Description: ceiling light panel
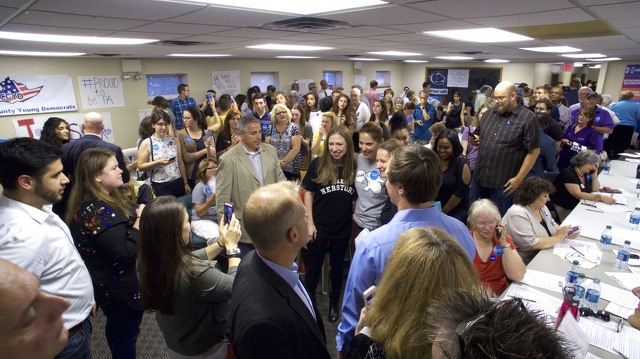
[[520, 46, 581, 53], [246, 44, 334, 51], [0, 31, 157, 45], [423, 28, 533, 43], [561, 53, 606, 58], [0, 50, 85, 56], [367, 51, 422, 56], [435, 56, 474, 60]]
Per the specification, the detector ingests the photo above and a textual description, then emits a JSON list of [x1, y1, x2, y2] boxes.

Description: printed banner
[[0, 75, 78, 117], [428, 70, 448, 95], [294, 79, 315, 95], [447, 69, 469, 88], [12, 112, 115, 144], [77, 75, 125, 109], [621, 65, 640, 104], [212, 71, 241, 96]]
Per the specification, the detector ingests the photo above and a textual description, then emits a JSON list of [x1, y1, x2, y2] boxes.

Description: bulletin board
[[425, 67, 502, 104]]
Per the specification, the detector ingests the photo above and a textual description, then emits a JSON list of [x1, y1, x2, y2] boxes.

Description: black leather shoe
[[329, 297, 340, 323]]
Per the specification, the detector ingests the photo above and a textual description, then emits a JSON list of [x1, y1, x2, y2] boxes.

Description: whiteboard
[[447, 70, 470, 88], [77, 75, 125, 109], [212, 70, 241, 96]]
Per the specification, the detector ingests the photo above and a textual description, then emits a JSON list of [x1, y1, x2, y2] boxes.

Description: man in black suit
[[54, 112, 129, 217], [230, 181, 331, 359]]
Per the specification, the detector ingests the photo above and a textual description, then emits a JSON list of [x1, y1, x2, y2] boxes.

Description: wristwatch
[[226, 247, 241, 256]]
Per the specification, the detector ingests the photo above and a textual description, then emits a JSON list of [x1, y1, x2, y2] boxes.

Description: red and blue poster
[[428, 70, 448, 95], [621, 65, 640, 104]]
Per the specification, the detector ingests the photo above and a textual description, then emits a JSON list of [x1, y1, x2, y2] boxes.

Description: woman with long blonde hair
[[347, 227, 480, 358]]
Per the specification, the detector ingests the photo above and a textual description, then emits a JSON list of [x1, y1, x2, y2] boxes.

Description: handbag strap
[[148, 137, 154, 182]]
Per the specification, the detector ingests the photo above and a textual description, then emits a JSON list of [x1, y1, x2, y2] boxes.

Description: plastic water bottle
[[584, 278, 601, 309], [603, 160, 611, 175], [565, 260, 580, 288], [630, 208, 640, 230], [599, 225, 613, 251], [616, 240, 632, 269], [575, 273, 586, 300], [636, 180, 640, 198]]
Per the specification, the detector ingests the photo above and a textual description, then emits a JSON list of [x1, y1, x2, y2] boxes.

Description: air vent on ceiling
[[254, 17, 351, 32], [459, 51, 483, 55], [156, 40, 214, 46]]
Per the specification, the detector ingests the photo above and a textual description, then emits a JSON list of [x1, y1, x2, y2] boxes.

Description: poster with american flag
[[0, 74, 78, 117]]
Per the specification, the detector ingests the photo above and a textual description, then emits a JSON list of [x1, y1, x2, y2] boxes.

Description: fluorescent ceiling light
[[574, 63, 584, 67], [588, 57, 621, 61], [561, 53, 606, 58], [435, 56, 474, 60], [520, 46, 581, 53], [168, 53, 230, 57], [350, 57, 381, 61], [276, 56, 319, 59], [368, 51, 422, 56], [176, 0, 388, 15], [423, 28, 533, 43], [404, 60, 428, 63], [0, 50, 85, 57], [484, 59, 509, 63], [246, 44, 334, 51], [0, 31, 157, 45], [589, 64, 602, 69]]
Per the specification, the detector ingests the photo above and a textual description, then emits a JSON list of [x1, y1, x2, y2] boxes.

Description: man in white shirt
[[319, 80, 333, 99], [0, 137, 95, 359], [351, 87, 371, 152]]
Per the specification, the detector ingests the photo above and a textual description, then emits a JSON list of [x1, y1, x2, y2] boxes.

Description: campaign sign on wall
[[77, 75, 126, 109], [428, 70, 448, 95], [212, 71, 241, 96], [13, 112, 115, 143], [0, 75, 78, 117], [621, 65, 640, 104]]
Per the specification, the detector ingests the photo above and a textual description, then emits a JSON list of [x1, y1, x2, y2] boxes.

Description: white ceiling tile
[[467, 8, 594, 27], [386, 20, 478, 32], [168, 7, 294, 27], [128, 22, 234, 35], [407, 0, 576, 18], [1, 23, 114, 36], [30, 0, 202, 21], [589, 3, 640, 28], [319, 26, 407, 37], [321, 5, 447, 25], [11, 10, 149, 31]]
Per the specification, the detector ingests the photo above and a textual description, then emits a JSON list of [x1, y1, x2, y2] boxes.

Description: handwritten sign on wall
[[447, 70, 470, 88], [77, 76, 125, 109], [212, 71, 241, 96]]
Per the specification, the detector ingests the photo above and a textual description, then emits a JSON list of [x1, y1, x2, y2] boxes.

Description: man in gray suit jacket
[[216, 116, 284, 255], [55, 112, 129, 217]]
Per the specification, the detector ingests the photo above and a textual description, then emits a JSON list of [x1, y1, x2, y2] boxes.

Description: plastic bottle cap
[[625, 240, 631, 244], [572, 260, 579, 265], [593, 277, 600, 283], [578, 273, 585, 278], [636, 207, 640, 211], [606, 225, 612, 229]]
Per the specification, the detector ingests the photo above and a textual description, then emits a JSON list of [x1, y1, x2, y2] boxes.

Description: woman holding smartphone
[[191, 158, 220, 246], [138, 196, 242, 359], [312, 112, 338, 159], [178, 106, 216, 189], [331, 93, 355, 134], [462, 102, 493, 175], [138, 111, 191, 197], [215, 108, 242, 157], [303, 125, 357, 323]]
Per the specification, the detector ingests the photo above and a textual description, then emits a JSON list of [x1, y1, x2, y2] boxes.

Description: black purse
[[137, 138, 156, 204]]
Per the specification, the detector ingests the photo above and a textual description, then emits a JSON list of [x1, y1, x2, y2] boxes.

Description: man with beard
[[469, 81, 540, 216], [0, 137, 95, 359]]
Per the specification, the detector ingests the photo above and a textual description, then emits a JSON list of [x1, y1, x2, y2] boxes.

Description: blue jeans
[[469, 179, 512, 216], [101, 305, 144, 359], [55, 317, 92, 359]]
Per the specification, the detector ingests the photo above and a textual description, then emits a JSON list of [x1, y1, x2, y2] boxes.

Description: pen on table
[[570, 246, 585, 256], [519, 298, 537, 303], [586, 208, 604, 213], [617, 317, 624, 333], [613, 348, 629, 359]]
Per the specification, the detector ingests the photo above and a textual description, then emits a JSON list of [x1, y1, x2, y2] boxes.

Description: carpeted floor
[[90, 273, 343, 358]]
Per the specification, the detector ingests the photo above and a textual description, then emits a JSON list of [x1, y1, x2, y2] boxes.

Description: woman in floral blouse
[[66, 147, 145, 359], [266, 103, 302, 180]]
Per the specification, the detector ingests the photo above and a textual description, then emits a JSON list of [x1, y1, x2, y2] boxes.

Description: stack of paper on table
[[554, 240, 603, 268]]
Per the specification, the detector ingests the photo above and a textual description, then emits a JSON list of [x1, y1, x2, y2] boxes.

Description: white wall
[[1, 56, 637, 147]]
